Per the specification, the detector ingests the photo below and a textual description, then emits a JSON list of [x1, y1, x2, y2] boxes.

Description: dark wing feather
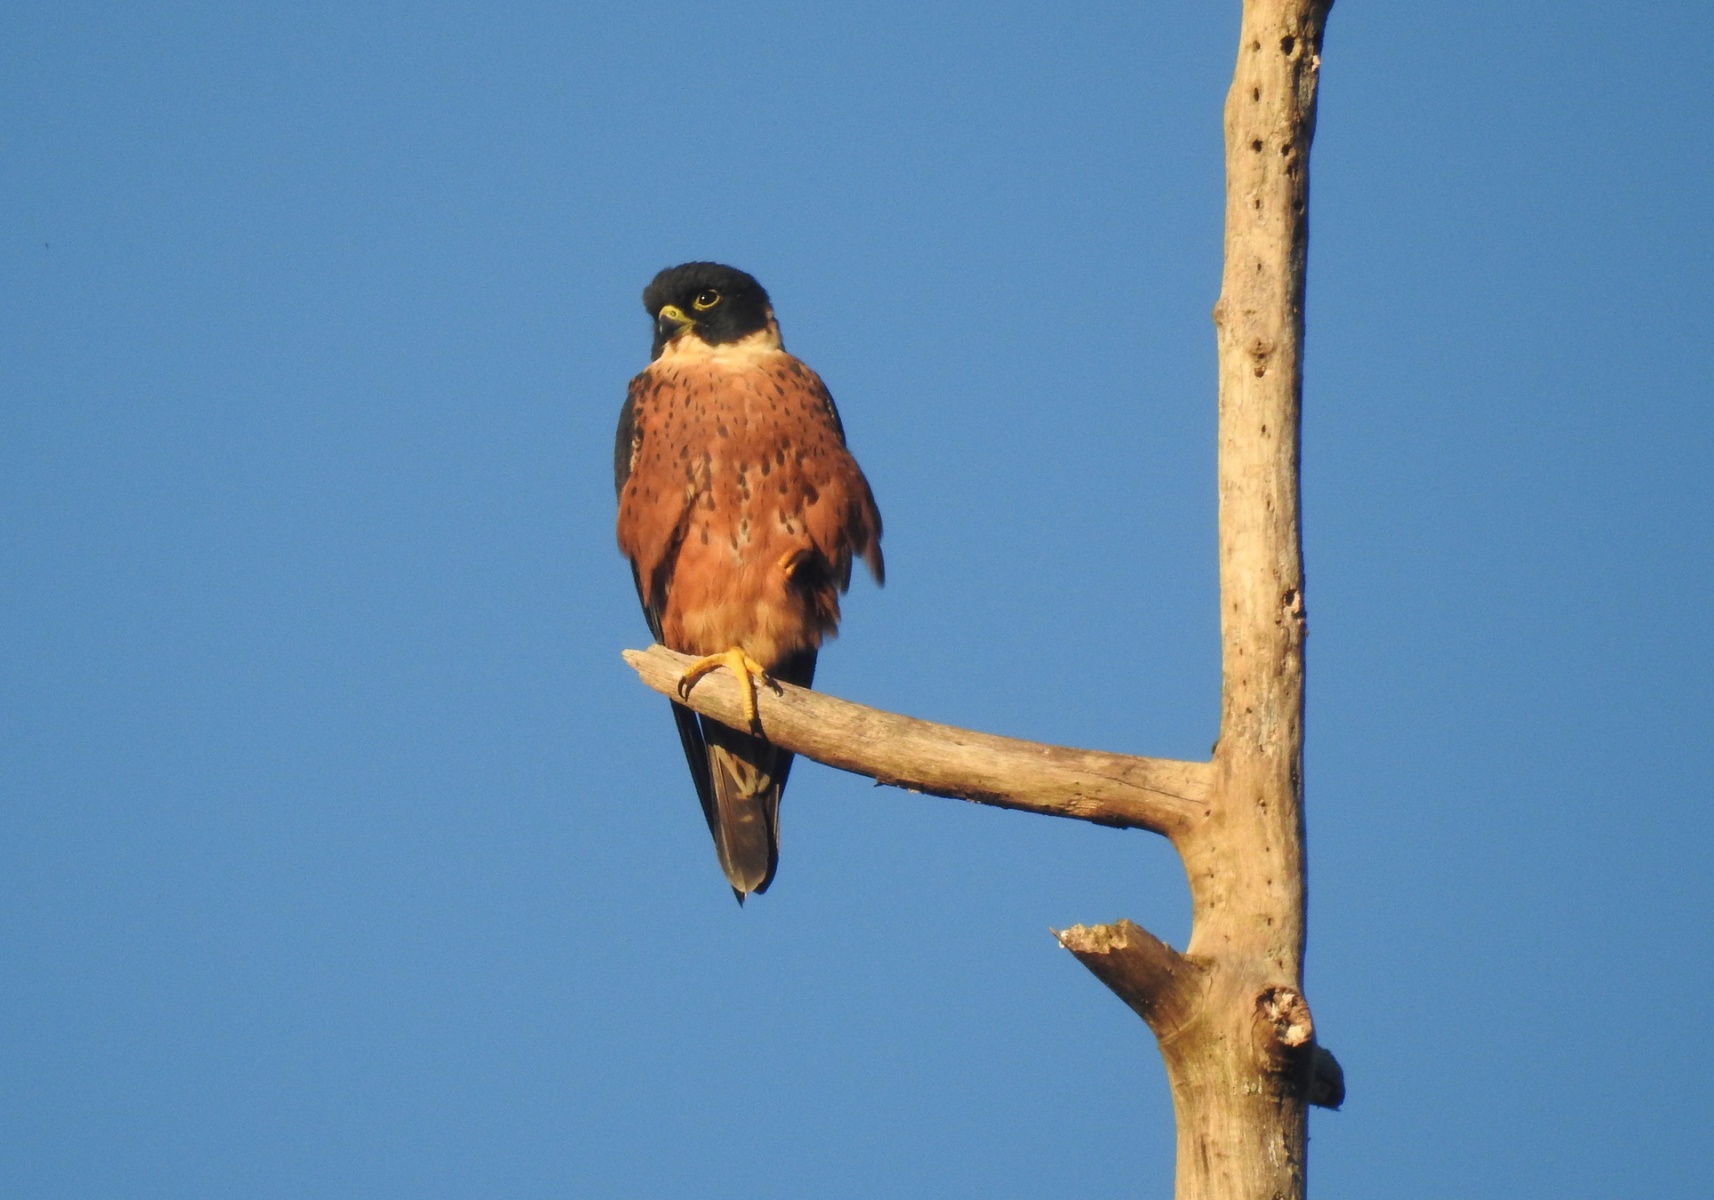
[[760, 646, 816, 803], [628, 563, 721, 859], [614, 385, 640, 498]]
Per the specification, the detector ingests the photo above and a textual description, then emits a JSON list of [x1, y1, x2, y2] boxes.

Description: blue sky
[[3, 3, 1709, 1196]]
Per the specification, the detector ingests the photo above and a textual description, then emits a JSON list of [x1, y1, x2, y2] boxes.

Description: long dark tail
[[702, 721, 791, 898], [671, 648, 815, 903]]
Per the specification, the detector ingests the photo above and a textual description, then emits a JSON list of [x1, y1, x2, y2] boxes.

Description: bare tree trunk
[[624, 2, 1338, 1195], [1143, 1, 1335, 1195]]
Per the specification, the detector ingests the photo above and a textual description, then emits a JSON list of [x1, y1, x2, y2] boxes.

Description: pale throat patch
[[657, 318, 785, 366]]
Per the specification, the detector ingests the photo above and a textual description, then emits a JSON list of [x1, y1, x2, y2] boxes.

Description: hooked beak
[[655, 304, 694, 344]]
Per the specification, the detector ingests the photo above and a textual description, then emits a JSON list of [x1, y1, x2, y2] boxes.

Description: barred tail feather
[[703, 721, 789, 899]]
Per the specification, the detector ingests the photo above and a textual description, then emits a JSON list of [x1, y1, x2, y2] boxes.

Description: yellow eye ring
[[692, 289, 721, 311]]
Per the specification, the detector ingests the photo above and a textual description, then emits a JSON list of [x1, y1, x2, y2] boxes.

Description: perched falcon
[[615, 262, 884, 901]]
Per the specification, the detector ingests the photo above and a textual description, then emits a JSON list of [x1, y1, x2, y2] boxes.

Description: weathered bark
[[621, 1, 1336, 1194]]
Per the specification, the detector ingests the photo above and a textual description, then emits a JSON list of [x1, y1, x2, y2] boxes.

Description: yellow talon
[[677, 647, 773, 729], [777, 548, 810, 579]]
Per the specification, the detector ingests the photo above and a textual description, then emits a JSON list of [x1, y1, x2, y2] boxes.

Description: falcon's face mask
[[643, 262, 774, 358]]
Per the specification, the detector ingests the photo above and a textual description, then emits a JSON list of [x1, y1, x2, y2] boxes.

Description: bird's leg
[[676, 647, 774, 731]]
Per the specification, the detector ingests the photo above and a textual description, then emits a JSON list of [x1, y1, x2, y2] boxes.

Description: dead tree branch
[[624, 644, 1212, 837], [1055, 920, 1208, 1040]]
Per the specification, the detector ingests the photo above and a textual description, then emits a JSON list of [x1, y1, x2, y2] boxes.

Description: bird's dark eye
[[692, 289, 721, 311]]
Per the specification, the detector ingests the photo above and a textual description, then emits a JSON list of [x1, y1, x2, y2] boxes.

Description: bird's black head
[[642, 262, 774, 359]]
